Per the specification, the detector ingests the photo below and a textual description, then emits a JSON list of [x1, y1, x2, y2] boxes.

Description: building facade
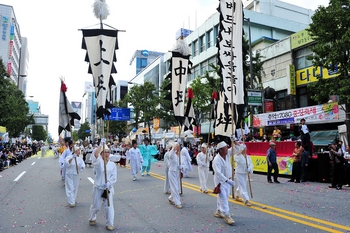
[[0, 4, 29, 92]]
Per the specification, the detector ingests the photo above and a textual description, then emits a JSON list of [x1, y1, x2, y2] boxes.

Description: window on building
[[191, 65, 200, 81], [207, 29, 213, 48], [295, 47, 313, 70], [208, 56, 217, 68], [120, 86, 128, 100], [297, 86, 317, 108], [200, 35, 205, 53], [193, 40, 198, 56], [201, 60, 208, 75], [275, 89, 288, 111]]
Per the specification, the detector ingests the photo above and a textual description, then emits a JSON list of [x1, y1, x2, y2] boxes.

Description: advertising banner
[[253, 102, 339, 127]]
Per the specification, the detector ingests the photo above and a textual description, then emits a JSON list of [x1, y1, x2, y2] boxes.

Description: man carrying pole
[[88, 138, 117, 231]]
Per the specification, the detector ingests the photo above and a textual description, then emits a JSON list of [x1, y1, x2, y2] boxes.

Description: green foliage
[[157, 78, 177, 129], [32, 125, 47, 141], [307, 0, 350, 143], [77, 121, 91, 141], [307, 1, 350, 105], [0, 58, 34, 137], [124, 82, 159, 138]]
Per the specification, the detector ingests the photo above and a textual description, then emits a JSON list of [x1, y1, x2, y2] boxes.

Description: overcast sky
[[3, 0, 329, 140]]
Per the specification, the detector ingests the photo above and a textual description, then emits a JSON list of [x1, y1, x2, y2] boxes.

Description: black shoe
[[288, 180, 294, 182], [336, 186, 342, 190], [295, 181, 300, 183], [274, 180, 280, 183], [301, 180, 307, 182], [329, 186, 336, 188], [268, 180, 273, 183]]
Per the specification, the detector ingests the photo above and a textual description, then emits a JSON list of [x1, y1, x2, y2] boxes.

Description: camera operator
[[329, 142, 346, 190]]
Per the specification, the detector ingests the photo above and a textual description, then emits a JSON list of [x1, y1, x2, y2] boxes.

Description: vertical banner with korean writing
[[217, 0, 245, 105], [81, 29, 118, 119], [215, 91, 233, 137], [168, 51, 192, 125]]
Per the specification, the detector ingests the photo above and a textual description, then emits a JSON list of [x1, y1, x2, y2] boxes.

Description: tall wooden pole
[[241, 122, 253, 198], [178, 124, 183, 195], [229, 5, 236, 199], [102, 119, 110, 206], [66, 114, 79, 175]]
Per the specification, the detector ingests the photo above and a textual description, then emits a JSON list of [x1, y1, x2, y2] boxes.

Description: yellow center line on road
[[147, 171, 349, 232]]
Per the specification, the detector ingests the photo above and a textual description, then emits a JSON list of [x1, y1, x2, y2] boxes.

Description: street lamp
[[13, 74, 27, 88]]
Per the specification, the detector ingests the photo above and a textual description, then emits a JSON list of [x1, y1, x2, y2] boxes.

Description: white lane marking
[[31, 162, 36, 165], [87, 177, 94, 184], [0, 175, 2, 178], [14, 171, 26, 182]]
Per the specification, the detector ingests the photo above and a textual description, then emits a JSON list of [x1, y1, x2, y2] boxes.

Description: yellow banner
[[289, 65, 296, 95], [296, 66, 337, 86], [251, 155, 293, 175], [0, 126, 6, 133]]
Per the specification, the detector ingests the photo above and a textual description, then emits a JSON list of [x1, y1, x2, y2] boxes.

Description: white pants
[[65, 174, 80, 205], [198, 166, 209, 191], [88, 187, 114, 226], [164, 167, 170, 193], [168, 171, 181, 205], [235, 173, 250, 202], [216, 182, 231, 216]]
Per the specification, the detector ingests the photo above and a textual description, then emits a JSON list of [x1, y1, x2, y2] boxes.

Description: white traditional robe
[[196, 151, 213, 192], [88, 153, 117, 227], [126, 147, 143, 178], [163, 151, 171, 193], [234, 145, 253, 202], [64, 154, 85, 205], [180, 147, 193, 177], [168, 150, 181, 206], [213, 152, 233, 216]]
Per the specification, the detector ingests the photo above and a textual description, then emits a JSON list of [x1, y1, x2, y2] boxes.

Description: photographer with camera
[[328, 142, 346, 190]]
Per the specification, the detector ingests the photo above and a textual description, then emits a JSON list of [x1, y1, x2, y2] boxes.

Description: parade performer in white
[[233, 140, 253, 206], [88, 138, 117, 231], [126, 140, 143, 181], [213, 141, 235, 225], [180, 142, 193, 177], [64, 145, 85, 207], [196, 143, 213, 193], [168, 143, 183, 209], [163, 141, 173, 194], [59, 137, 73, 181]]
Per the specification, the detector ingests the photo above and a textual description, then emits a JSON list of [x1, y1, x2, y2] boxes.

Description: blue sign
[[104, 108, 130, 121], [267, 117, 295, 126]]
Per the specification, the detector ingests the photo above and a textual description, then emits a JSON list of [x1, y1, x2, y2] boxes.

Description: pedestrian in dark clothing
[[329, 143, 345, 190], [301, 150, 309, 182], [266, 142, 280, 183], [288, 141, 303, 183]]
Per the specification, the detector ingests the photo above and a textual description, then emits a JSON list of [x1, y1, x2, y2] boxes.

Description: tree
[[77, 121, 92, 141], [0, 58, 34, 137], [307, 0, 350, 144], [124, 81, 159, 140], [32, 125, 47, 141], [156, 78, 178, 130]]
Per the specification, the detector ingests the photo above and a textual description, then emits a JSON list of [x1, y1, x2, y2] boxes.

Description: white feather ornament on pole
[[93, 0, 110, 20]]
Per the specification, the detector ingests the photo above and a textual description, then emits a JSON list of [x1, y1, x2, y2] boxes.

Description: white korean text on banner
[[253, 102, 339, 127], [217, 0, 244, 104]]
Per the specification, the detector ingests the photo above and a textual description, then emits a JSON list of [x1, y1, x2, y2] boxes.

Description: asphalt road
[[0, 150, 349, 233]]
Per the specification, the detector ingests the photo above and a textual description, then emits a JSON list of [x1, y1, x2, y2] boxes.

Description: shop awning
[[310, 130, 338, 146]]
